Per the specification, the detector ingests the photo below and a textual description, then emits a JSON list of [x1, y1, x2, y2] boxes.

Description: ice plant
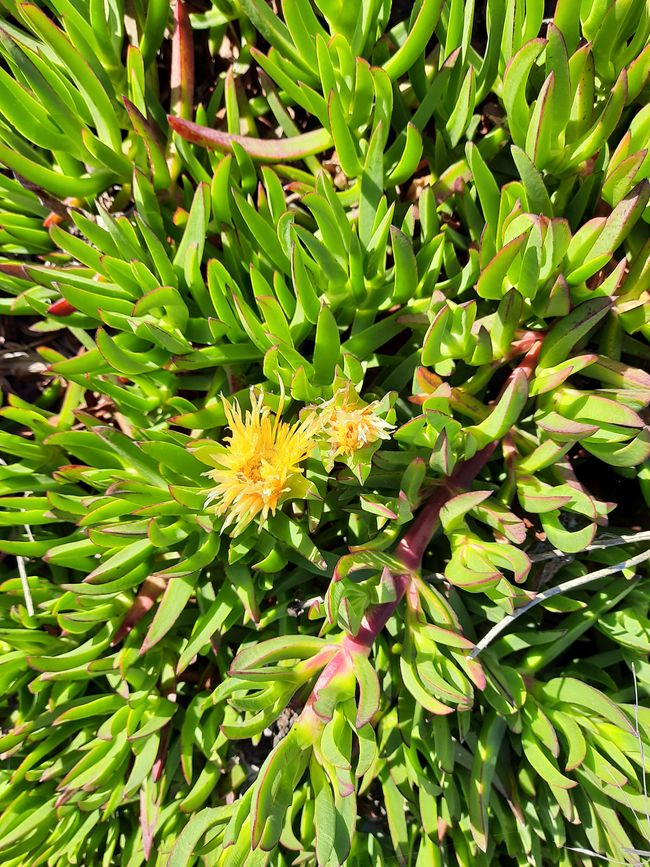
[[204, 391, 317, 530], [319, 387, 395, 458], [314, 383, 396, 484], [0, 1, 649, 866]]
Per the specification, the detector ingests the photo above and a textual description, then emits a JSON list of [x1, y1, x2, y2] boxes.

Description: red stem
[[303, 339, 544, 712], [171, 0, 194, 120], [508, 330, 544, 362], [510, 339, 542, 388], [342, 442, 497, 653], [304, 445, 497, 712]]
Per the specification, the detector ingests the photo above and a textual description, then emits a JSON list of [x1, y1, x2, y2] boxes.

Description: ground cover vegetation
[[0, 0, 649, 864]]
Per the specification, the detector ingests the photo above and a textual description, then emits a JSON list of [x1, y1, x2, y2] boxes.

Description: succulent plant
[[0, 1, 649, 865]]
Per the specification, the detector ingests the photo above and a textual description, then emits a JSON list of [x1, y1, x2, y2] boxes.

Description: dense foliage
[[0, 0, 649, 864]]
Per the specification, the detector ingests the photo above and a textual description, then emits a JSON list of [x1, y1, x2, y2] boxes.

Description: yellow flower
[[320, 391, 395, 458], [205, 392, 317, 530]]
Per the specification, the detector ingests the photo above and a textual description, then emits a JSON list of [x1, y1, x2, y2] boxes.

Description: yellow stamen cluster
[[320, 397, 395, 458], [205, 393, 317, 529], [205, 387, 395, 529]]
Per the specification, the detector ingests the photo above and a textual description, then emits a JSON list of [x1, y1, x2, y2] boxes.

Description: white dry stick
[[16, 555, 34, 617], [0, 464, 36, 617], [17, 521, 35, 618], [530, 530, 650, 563], [470, 548, 650, 659], [564, 848, 644, 865]]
